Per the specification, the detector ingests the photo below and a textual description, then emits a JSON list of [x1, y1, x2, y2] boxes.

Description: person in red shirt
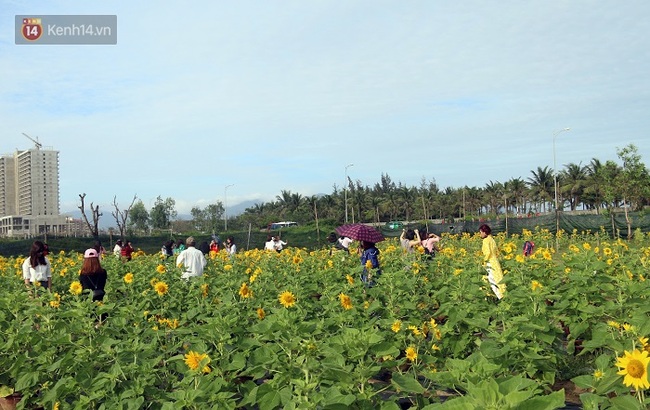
[[120, 240, 134, 261]]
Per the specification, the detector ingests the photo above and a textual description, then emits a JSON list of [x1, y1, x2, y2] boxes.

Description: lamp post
[[224, 184, 234, 231], [553, 127, 570, 246], [344, 163, 354, 224]]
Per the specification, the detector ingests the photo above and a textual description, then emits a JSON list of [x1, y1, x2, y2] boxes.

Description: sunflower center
[[627, 359, 645, 378]]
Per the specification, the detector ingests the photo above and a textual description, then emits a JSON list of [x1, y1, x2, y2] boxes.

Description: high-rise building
[[0, 144, 70, 238]]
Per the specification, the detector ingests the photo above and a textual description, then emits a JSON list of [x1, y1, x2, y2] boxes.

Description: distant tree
[[78, 193, 101, 239], [559, 163, 587, 211], [483, 181, 504, 215], [150, 196, 177, 230], [128, 200, 150, 233], [191, 203, 225, 233], [615, 144, 650, 238], [112, 195, 138, 240], [583, 159, 607, 213], [527, 166, 554, 212], [190, 207, 205, 231], [601, 160, 623, 236], [505, 178, 528, 215]]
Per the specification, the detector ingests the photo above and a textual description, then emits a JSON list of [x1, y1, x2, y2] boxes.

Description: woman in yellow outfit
[[479, 224, 505, 299]]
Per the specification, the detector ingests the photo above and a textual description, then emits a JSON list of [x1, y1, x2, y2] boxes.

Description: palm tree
[[368, 193, 383, 224], [275, 190, 293, 218], [560, 162, 587, 211], [483, 181, 504, 215], [505, 178, 528, 215], [583, 159, 606, 213], [398, 186, 418, 222], [318, 194, 338, 220], [384, 191, 400, 221], [461, 186, 483, 218], [527, 166, 554, 213], [304, 195, 321, 240]]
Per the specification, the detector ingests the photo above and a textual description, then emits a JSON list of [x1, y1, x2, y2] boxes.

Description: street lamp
[[553, 128, 571, 213], [224, 184, 234, 231], [344, 163, 354, 223], [553, 127, 570, 246]]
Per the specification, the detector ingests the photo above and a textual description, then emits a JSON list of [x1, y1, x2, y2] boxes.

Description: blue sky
[[1, 1, 649, 215]]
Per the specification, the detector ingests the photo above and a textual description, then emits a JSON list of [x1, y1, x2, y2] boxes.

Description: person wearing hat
[[79, 248, 108, 302], [176, 236, 207, 279]]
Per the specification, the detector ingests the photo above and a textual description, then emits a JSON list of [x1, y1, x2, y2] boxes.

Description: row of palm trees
[[233, 155, 649, 229]]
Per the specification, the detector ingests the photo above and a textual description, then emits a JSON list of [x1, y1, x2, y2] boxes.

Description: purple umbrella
[[336, 223, 384, 243]]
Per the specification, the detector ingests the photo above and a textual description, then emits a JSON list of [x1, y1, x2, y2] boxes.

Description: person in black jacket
[[79, 248, 108, 302]]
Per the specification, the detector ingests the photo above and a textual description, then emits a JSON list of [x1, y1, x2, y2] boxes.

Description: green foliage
[[1, 230, 649, 408]]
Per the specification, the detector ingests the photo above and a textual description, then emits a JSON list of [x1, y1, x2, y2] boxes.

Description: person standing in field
[[173, 239, 185, 255], [161, 240, 174, 258], [400, 229, 421, 253], [359, 241, 381, 287], [22, 241, 52, 291], [264, 235, 275, 251], [273, 236, 287, 252], [113, 239, 123, 257], [176, 236, 207, 279], [479, 224, 505, 300], [420, 230, 442, 259], [93, 240, 106, 260], [209, 239, 220, 253], [120, 240, 134, 261], [225, 236, 237, 257], [79, 248, 108, 302], [337, 235, 353, 253]]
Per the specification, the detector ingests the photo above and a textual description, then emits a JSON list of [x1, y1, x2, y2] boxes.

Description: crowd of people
[[20, 223, 507, 313]]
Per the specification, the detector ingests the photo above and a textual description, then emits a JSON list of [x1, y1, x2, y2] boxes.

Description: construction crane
[[22, 133, 42, 149]]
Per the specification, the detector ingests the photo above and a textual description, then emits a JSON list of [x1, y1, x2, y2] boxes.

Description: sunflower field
[[1, 228, 650, 409]]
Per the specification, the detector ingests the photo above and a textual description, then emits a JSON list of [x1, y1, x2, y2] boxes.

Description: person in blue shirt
[[359, 241, 381, 286]]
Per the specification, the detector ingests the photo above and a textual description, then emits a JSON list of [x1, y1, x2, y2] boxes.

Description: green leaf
[[513, 390, 564, 410], [390, 373, 425, 394], [0, 385, 13, 397], [379, 401, 401, 410], [609, 394, 645, 409], [14, 371, 39, 391]]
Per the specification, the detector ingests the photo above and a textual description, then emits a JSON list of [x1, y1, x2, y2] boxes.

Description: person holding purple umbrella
[[359, 241, 381, 287]]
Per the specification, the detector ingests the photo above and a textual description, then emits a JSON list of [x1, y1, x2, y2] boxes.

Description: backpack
[[523, 241, 535, 256]]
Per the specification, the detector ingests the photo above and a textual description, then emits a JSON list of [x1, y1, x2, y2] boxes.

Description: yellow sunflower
[[338, 293, 353, 310], [615, 349, 650, 390], [123, 272, 134, 284], [154, 281, 169, 296], [346, 274, 355, 285], [405, 346, 418, 362], [184, 350, 210, 371], [531, 280, 543, 292], [239, 282, 253, 299], [391, 320, 402, 333], [156, 264, 166, 274], [257, 308, 265, 320], [69, 281, 83, 295], [278, 291, 296, 308]]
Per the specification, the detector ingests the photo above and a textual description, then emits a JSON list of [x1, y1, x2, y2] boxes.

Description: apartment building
[[0, 145, 72, 238]]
